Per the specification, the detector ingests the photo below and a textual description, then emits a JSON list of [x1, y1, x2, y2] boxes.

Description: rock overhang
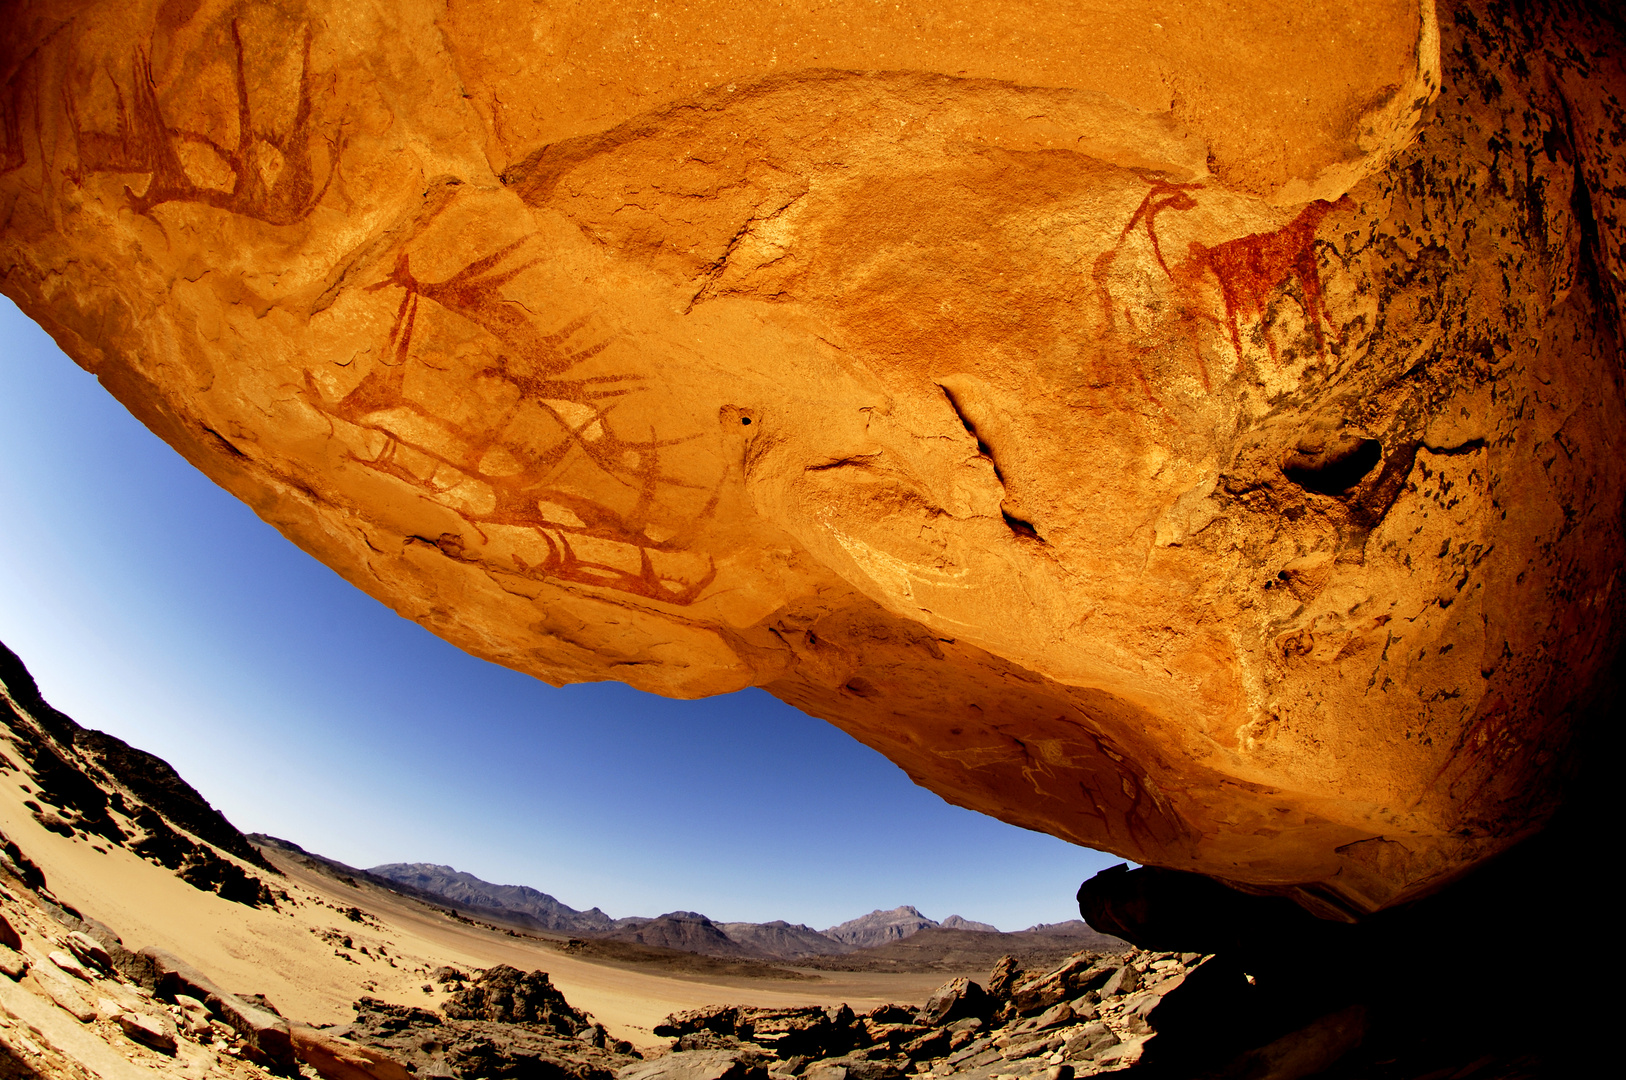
[[2, 0, 1622, 918]]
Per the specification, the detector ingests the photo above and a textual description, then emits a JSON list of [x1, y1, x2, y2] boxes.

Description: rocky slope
[[4, 0, 1622, 912], [0, 640, 275, 909]]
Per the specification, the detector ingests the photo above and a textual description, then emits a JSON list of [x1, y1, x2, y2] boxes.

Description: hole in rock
[[1001, 509, 1042, 540], [1282, 436, 1382, 496], [843, 676, 878, 698]]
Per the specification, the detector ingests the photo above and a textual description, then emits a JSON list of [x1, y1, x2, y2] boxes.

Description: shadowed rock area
[[2, 0, 1623, 923]]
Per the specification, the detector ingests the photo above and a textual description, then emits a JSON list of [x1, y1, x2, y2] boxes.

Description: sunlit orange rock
[[3, 0, 1623, 916]]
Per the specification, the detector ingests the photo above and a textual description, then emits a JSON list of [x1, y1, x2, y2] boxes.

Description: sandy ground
[[0, 775, 956, 1048]]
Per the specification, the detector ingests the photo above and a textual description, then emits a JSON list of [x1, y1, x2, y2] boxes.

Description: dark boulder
[[915, 977, 992, 1027], [654, 1006, 741, 1039], [985, 956, 1022, 1000]]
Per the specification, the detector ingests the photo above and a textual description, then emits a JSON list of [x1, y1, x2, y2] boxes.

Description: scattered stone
[[118, 1012, 178, 1055], [747, 1007, 849, 1058], [1092, 1035, 1148, 1068], [48, 949, 93, 981], [656, 1005, 742, 1038], [864, 1022, 930, 1051], [1063, 1023, 1119, 1062], [1064, 999, 1098, 1022], [292, 1025, 414, 1080], [1097, 965, 1138, 999], [620, 1050, 768, 1080], [174, 993, 212, 1035], [949, 1040, 995, 1066], [1029, 1003, 1073, 1032], [986, 957, 1022, 1000], [802, 1063, 848, 1080], [821, 1054, 907, 1080], [1008, 955, 1120, 1015], [66, 930, 112, 972], [34, 810, 76, 837], [241, 993, 284, 1017], [678, 1031, 744, 1052], [0, 912, 20, 951], [917, 978, 992, 1027], [138, 947, 295, 1066], [29, 964, 96, 1022], [1002, 1035, 1064, 1062], [901, 1029, 950, 1060], [864, 1005, 915, 1026], [0, 944, 28, 980]]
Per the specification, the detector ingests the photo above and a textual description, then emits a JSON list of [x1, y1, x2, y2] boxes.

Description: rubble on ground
[[309, 943, 1182, 1080], [335, 984, 640, 1080], [632, 946, 1182, 1080]]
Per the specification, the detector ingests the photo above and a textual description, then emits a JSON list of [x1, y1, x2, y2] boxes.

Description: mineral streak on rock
[[2, 0, 1623, 915]]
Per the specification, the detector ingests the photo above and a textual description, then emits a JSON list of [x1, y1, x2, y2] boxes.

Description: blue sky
[[0, 296, 1121, 931]]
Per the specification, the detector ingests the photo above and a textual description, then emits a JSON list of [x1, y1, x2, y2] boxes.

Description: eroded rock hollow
[[3, 0, 1623, 916]]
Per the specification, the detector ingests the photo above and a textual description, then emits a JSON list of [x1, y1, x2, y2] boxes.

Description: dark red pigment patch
[[1188, 198, 1349, 359], [1090, 183, 1348, 404]]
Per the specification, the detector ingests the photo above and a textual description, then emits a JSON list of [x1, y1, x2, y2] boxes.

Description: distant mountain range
[[361, 861, 1093, 961], [0, 631, 1120, 983], [368, 862, 618, 933]]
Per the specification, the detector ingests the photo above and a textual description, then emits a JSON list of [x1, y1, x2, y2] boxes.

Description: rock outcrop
[[639, 949, 1187, 1078], [3, 0, 1624, 913], [0, 639, 277, 908], [337, 971, 639, 1080]]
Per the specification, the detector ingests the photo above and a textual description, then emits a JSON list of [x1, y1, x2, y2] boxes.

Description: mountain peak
[[824, 905, 940, 948]]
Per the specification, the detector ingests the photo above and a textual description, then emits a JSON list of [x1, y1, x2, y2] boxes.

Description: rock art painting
[[2, 0, 1623, 918], [63, 19, 337, 226], [311, 238, 720, 607]]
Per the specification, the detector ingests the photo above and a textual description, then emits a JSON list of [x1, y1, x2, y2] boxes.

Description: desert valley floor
[[0, 798, 976, 1046]]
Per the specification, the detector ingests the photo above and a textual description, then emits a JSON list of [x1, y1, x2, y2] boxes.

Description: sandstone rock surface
[[2, 0, 1624, 914]]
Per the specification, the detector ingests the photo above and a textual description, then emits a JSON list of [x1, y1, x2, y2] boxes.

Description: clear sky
[[0, 296, 1123, 932]]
